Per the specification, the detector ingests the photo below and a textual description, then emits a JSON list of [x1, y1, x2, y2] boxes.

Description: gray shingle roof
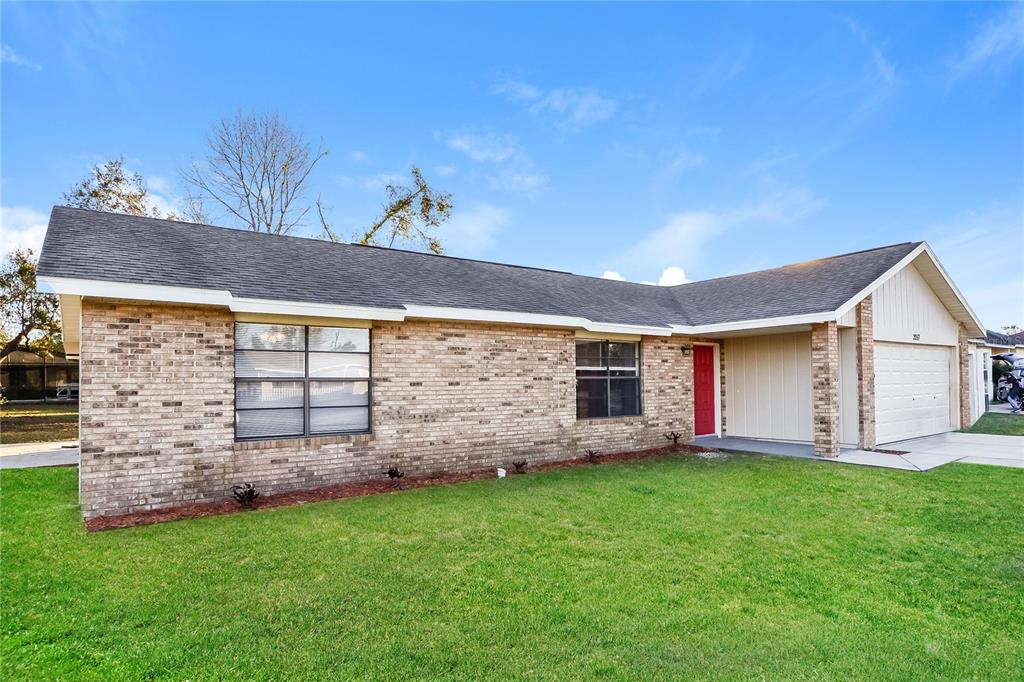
[[38, 206, 921, 329]]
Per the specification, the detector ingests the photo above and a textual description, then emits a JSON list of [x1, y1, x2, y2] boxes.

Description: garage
[[875, 342, 954, 444]]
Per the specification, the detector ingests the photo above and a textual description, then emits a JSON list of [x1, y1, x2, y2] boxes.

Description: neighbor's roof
[[38, 206, 922, 329], [981, 329, 1024, 348]]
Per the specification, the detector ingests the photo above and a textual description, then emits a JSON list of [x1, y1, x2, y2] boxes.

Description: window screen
[[575, 340, 641, 418], [235, 323, 371, 439]]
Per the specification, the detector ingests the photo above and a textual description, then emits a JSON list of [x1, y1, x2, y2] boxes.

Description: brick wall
[[855, 296, 876, 450], [810, 321, 840, 457], [79, 300, 694, 519], [958, 322, 971, 429]]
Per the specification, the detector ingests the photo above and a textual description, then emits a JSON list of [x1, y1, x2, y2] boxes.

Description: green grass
[[0, 403, 78, 444], [962, 412, 1024, 436], [3, 454, 1023, 680]]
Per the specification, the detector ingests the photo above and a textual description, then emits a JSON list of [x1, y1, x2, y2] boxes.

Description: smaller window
[[575, 340, 641, 418]]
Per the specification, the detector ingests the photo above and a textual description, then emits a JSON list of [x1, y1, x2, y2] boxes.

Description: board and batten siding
[[873, 263, 958, 345], [724, 332, 813, 442]]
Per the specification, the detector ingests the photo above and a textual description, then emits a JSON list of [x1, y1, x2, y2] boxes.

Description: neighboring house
[[37, 207, 986, 520], [972, 329, 1024, 409], [0, 349, 79, 402]]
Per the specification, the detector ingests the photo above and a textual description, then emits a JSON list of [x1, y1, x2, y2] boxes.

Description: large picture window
[[234, 323, 370, 439], [575, 340, 641, 418]]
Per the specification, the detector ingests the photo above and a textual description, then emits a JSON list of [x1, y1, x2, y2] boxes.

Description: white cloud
[[658, 266, 690, 287], [489, 170, 547, 196], [1, 206, 48, 258], [441, 131, 519, 163], [337, 173, 408, 191], [599, 266, 690, 287], [846, 18, 897, 86], [530, 87, 618, 130], [1, 44, 41, 71], [434, 164, 457, 177], [618, 186, 824, 273], [668, 148, 705, 172], [950, 3, 1024, 81], [438, 203, 509, 258], [438, 129, 544, 196], [359, 173, 406, 191], [687, 125, 722, 137], [347, 151, 369, 164], [490, 79, 542, 101], [491, 79, 618, 130], [925, 204, 1024, 329]]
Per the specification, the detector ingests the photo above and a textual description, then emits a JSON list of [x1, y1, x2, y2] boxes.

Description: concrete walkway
[[0, 440, 79, 469], [693, 432, 1023, 472]]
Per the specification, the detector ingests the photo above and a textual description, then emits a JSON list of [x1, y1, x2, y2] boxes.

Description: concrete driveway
[[886, 432, 1023, 470], [0, 441, 79, 469]]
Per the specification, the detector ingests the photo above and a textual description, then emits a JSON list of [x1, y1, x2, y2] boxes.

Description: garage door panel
[[875, 342, 952, 444]]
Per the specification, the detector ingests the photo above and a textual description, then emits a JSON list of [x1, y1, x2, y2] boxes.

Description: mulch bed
[[85, 443, 713, 532]]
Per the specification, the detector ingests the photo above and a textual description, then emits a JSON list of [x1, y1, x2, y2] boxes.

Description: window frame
[[234, 324, 372, 441], [575, 339, 642, 420]]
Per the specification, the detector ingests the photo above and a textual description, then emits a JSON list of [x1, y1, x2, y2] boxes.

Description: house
[[36, 206, 986, 520], [971, 329, 1024, 410], [0, 349, 78, 402]]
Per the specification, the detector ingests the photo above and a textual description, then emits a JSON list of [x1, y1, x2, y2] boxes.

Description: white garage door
[[875, 342, 953, 444]]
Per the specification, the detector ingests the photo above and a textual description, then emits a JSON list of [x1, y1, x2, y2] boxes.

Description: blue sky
[[2, 2, 1022, 328]]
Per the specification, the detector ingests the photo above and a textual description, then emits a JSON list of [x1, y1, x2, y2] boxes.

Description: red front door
[[693, 345, 716, 436]]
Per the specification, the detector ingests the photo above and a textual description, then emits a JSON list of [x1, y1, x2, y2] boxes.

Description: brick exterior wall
[[958, 322, 971, 429], [716, 339, 727, 436], [79, 299, 695, 519], [854, 296, 876, 450], [810, 321, 840, 457]]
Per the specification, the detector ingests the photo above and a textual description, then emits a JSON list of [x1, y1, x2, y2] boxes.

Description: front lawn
[[2, 454, 1022, 680], [963, 412, 1024, 436], [0, 403, 78, 444]]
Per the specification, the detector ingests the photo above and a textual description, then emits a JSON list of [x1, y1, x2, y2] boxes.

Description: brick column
[[811, 321, 840, 457], [958, 322, 971, 428], [855, 296, 876, 450]]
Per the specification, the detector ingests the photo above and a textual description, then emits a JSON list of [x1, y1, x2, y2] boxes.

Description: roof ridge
[[668, 241, 921, 288], [49, 205, 665, 287]]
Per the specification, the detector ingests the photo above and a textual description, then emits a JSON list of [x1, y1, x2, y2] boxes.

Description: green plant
[[585, 449, 601, 463], [230, 483, 260, 509], [512, 460, 528, 474], [386, 466, 405, 488]]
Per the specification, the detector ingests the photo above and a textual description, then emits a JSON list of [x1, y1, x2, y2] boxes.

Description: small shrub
[[664, 431, 682, 446], [585, 449, 601, 463], [512, 460, 528, 474], [230, 483, 260, 509], [386, 466, 405, 488]]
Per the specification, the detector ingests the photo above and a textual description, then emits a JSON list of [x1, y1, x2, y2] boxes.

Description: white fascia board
[[918, 242, 986, 336], [832, 243, 926, 321], [37, 276, 408, 322], [831, 242, 985, 337], [38, 276, 231, 307], [230, 297, 406, 321], [671, 310, 835, 335], [401, 304, 674, 336]]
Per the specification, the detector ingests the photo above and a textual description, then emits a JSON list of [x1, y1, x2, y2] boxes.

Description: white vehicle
[[55, 382, 79, 401]]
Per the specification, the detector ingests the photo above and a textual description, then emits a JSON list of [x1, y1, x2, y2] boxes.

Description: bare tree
[[63, 156, 163, 217], [318, 166, 453, 254], [183, 111, 327, 234]]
